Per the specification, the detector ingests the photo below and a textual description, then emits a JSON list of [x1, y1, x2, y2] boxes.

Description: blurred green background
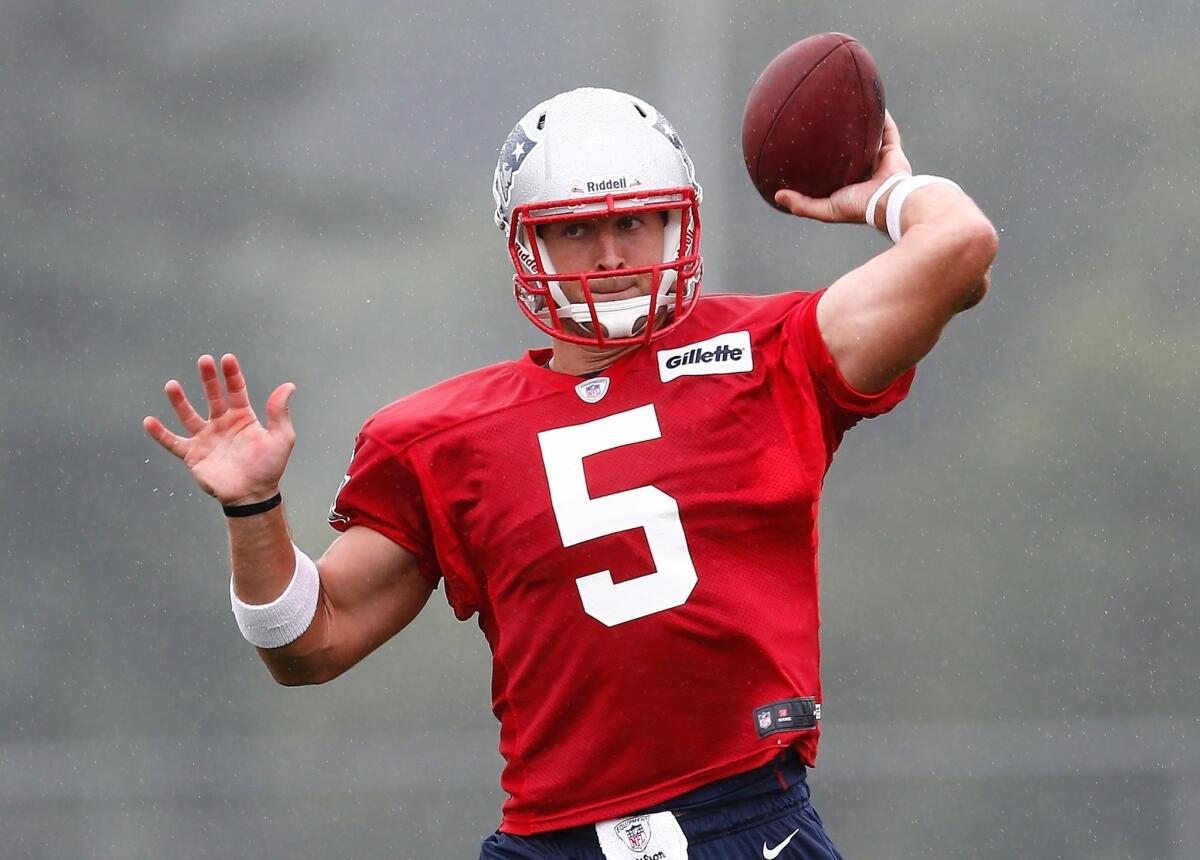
[[2, 0, 1196, 857]]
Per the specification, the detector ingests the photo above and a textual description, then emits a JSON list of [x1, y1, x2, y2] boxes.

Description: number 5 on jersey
[[537, 405, 698, 627]]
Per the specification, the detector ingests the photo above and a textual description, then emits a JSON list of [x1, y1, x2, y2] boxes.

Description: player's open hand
[[773, 111, 913, 227], [143, 354, 296, 506]]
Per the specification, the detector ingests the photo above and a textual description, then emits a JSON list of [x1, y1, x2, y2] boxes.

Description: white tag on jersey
[[596, 811, 688, 860], [657, 330, 753, 382]]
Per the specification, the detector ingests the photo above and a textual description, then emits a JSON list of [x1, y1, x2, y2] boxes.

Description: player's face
[[539, 212, 666, 304]]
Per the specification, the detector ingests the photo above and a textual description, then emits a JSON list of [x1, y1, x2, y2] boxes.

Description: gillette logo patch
[[657, 331, 753, 382]]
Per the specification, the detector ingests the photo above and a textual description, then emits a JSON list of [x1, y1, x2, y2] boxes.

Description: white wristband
[[885, 174, 964, 243], [230, 544, 320, 649], [864, 172, 909, 229]]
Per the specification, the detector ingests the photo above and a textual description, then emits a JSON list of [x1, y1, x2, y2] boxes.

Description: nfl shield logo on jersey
[[757, 709, 773, 730], [575, 376, 611, 403], [615, 816, 652, 852]]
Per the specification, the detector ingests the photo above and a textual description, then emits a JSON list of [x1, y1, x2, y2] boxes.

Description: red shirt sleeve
[[786, 288, 916, 433], [327, 429, 443, 588]]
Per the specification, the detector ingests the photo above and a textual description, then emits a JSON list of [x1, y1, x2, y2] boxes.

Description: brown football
[[742, 33, 886, 207]]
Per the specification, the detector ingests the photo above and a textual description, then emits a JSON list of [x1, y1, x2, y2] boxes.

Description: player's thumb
[[266, 382, 297, 440], [774, 189, 837, 223]]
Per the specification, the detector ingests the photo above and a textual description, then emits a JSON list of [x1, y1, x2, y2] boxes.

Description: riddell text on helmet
[[584, 176, 629, 193]]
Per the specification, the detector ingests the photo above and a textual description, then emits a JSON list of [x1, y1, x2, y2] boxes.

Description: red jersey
[[329, 289, 913, 834]]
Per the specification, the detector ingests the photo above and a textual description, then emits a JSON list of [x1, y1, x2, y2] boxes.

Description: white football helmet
[[493, 88, 703, 346]]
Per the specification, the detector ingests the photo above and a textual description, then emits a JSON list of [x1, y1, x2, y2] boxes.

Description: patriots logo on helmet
[[652, 113, 699, 195], [493, 123, 537, 229]]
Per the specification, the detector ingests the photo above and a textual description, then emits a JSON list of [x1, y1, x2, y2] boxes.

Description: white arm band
[[230, 544, 320, 649], [864, 172, 909, 229], [885, 174, 964, 243]]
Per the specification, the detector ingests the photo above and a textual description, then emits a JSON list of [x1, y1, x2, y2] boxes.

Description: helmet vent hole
[[633, 103, 647, 118], [536, 113, 547, 130]]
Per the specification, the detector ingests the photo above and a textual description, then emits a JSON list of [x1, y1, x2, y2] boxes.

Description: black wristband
[[222, 493, 283, 518]]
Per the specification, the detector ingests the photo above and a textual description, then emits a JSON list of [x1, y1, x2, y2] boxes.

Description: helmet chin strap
[[563, 294, 655, 339]]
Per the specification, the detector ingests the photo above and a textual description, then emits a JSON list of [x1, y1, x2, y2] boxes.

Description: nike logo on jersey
[[657, 330, 753, 382], [762, 828, 800, 859]]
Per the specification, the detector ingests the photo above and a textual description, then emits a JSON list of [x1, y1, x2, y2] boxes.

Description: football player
[[144, 88, 996, 859]]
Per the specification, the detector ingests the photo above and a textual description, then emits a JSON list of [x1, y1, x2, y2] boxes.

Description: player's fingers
[[221, 353, 252, 411], [882, 110, 900, 148], [265, 382, 297, 441], [876, 148, 912, 181], [198, 354, 228, 419], [774, 189, 838, 223], [143, 415, 189, 458], [165, 379, 206, 434]]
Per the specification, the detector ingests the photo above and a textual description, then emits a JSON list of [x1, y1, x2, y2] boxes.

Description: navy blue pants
[[479, 752, 844, 859]]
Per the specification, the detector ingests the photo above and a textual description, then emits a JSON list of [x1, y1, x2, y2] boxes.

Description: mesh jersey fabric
[[329, 289, 914, 834]]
